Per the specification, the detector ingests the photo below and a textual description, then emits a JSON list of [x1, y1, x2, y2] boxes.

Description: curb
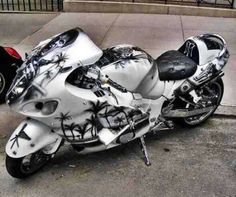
[[214, 105, 236, 118], [63, 1, 236, 18]]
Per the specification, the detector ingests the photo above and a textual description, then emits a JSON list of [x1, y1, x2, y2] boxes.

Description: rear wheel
[[181, 78, 224, 126], [6, 150, 52, 179]]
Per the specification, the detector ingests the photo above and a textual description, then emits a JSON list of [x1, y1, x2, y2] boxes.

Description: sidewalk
[[1, 12, 236, 106]]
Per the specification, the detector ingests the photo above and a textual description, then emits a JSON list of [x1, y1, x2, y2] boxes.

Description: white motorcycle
[[5, 28, 229, 178]]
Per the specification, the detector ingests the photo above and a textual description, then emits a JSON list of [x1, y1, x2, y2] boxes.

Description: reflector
[[4, 47, 21, 59]]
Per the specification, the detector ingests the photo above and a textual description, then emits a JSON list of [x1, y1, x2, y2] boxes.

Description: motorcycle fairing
[[6, 119, 62, 158], [32, 28, 103, 66], [6, 40, 173, 147], [7, 28, 103, 106], [177, 35, 229, 85], [100, 45, 154, 92]]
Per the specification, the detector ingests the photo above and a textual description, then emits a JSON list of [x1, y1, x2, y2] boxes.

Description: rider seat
[[156, 50, 197, 81]]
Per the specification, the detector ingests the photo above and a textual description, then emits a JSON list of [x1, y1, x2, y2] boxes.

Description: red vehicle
[[0, 46, 23, 104]]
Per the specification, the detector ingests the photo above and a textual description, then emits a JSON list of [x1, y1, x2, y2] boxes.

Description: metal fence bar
[[1, 0, 4, 10], [17, 0, 20, 10], [28, 0, 31, 10], [39, 0, 42, 10], [51, 0, 54, 11], [34, 0, 36, 10], [11, 0, 14, 10], [6, 0, 9, 10], [22, 0, 26, 10], [230, 0, 234, 7], [45, 0, 48, 10], [57, 0, 60, 10]]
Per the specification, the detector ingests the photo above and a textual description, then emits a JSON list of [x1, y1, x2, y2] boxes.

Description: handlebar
[[101, 75, 127, 93], [107, 78, 127, 93]]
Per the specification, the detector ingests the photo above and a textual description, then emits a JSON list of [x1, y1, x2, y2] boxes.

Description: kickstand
[[139, 135, 151, 166]]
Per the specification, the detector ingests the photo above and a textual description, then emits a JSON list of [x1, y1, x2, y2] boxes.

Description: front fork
[[5, 118, 62, 158]]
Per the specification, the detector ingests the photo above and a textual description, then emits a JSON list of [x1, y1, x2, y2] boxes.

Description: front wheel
[[6, 150, 52, 179], [181, 78, 224, 126]]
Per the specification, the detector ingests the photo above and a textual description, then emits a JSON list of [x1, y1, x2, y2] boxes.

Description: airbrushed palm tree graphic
[[55, 101, 143, 141], [64, 122, 77, 140], [39, 53, 71, 87], [74, 123, 88, 140], [114, 115, 125, 128], [114, 106, 128, 122], [104, 107, 112, 128], [40, 69, 53, 86], [85, 101, 108, 117], [86, 115, 98, 138], [85, 101, 109, 138], [55, 112, 72, 141]]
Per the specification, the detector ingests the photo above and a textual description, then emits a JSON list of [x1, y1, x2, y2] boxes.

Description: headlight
[[22, 100, 58, 116], [41, 101, 58, 115]]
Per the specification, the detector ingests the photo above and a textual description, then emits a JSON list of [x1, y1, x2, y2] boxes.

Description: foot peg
[[140, 136, 151, 166]]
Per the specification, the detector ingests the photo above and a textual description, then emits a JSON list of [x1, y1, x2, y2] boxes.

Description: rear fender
[[5, 119, 62, 158]]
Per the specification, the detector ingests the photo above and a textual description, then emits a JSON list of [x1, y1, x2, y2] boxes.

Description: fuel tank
[[97, 45, 165, 99]]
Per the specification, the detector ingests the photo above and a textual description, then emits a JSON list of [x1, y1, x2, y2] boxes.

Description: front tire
[[6, 150, 52, 179]]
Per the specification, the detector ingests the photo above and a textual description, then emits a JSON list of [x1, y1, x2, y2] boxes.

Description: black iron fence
[[0, 0, 234, 11], [0, 0, 63, 11], [132, 0, 234, 8], [167, 0, 234, 8]]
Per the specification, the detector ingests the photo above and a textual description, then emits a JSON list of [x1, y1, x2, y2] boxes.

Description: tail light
[[3, 47, 22, 60]]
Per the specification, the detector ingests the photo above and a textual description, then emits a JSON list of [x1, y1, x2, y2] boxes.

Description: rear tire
[[6, 150, 52, 179], [179, 78, 224, 127]]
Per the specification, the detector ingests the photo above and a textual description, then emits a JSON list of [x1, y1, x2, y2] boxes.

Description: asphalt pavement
[[0, 116, 235, 196]]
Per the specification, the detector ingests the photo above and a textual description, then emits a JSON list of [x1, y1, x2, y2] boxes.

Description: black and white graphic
[[183, 41, 196, 57], [97, 45, 153, 69], [10, 123, 31, 149], [55, 100, 147, 143]]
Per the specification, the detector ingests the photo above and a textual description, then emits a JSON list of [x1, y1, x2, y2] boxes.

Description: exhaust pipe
[[162, 106, 215, 118]]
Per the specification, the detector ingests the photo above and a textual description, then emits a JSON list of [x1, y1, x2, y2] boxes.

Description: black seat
[[156, 50, 197, 81]]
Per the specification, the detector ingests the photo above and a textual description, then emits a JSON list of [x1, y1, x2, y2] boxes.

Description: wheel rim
[[184, 81, 222, 125], [0, 73, 6, 94], [20, 151, 50, 174]]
